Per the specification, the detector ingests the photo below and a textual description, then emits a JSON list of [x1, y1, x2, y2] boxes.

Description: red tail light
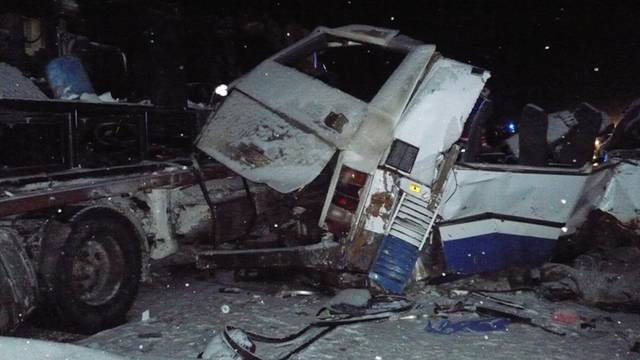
[[332, 193, 359, 212], [331, 166, 368, 213], [340, 167, 368, 187], [326, 166, 369, 237]]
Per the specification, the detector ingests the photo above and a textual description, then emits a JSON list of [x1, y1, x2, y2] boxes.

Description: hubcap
[[70, 235, 124, 306]]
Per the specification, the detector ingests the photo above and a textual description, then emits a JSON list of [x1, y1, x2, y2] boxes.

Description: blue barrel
[[46, 56, 95, 99]]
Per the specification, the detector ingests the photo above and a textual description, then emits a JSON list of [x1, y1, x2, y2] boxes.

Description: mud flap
[[368, 235, 420, 294]]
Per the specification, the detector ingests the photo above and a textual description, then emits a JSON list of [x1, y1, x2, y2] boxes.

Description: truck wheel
[[47, 213, 142, 334], [0, 229, 38, 334]]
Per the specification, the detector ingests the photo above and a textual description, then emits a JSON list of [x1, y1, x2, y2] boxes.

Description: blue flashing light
[[505, 121, 517, 134]]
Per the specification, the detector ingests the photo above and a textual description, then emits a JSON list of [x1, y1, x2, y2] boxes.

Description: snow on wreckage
[[196, 24, 485, 291], [196, 24, 640, 294]]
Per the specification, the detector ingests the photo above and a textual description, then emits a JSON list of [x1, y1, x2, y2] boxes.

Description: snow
[[0, 337, 126, 360], [200, 330, 245, 359], [196, 91, 336, 193], [26, 264, 631, 360], [0, 63, 48, 100], [7, 256, 640, 360]]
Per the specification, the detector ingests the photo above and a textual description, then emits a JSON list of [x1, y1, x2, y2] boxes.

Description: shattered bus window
[[277, 35, 406, 102]]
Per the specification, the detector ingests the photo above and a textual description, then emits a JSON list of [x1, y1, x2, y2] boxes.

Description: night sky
[[180, 0, 639, 120], [7, 0, 640, 120]]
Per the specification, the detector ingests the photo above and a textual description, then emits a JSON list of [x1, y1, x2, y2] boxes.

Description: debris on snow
[[540, 246, 640, 312], [425, 317, 510, 334], [276, 289, 315, 298], [141, 310, 150, 322], [327, 288, 372, 310]]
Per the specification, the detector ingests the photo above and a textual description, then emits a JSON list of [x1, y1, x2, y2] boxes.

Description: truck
[[0, 96, 287, 333], [1, 24, 639, 336], [0, 6, 280, 335]]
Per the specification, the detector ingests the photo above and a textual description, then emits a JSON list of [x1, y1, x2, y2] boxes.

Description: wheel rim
[[70, 235, 125, 306]]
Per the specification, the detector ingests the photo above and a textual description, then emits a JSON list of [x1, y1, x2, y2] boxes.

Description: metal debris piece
[[276, 290, 315, 298]]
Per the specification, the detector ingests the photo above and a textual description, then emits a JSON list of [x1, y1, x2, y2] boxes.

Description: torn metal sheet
[[323, 24, 401, 47], [392, 59, 490, 185], [342, 45, 436, 174], [196, 91, 336, 193], [441, 166, 588, 223], [360, 169, 397, 234], [438, 158, 640, 275], [438, 165, 590, 274], [145, 189, 178, 259], [196, 26, 434, 192], [233, 60, 368, 150], [597, 161, 640, 224], [196, 241, 343, 272]]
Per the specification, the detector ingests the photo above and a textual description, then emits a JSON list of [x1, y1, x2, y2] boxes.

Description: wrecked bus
[[195, 24, 640, 294]]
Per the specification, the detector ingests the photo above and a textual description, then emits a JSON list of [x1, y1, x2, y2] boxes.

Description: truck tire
[[43, 211, 142, 334], [0, 229, 38, 334]]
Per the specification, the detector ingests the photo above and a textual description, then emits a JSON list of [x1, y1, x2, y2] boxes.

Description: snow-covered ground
[[10, 262, 640, 360]]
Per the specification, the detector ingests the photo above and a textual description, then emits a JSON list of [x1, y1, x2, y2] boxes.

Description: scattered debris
[[425, 317, 510, 334], [141, 310, 150, 322], [210, 293, 412, 360], [276, 290, 315, 298], [540, 246, 640, 312], [219, 287, 242, 294], [551, 308, 580, 325], [326, 288, 372, 310]]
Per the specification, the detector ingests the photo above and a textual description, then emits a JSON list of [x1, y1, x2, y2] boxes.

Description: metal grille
[[387, 192, 436, 248]]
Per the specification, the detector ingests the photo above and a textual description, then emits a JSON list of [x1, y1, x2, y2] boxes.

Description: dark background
[[4, 0, 640, 120]]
